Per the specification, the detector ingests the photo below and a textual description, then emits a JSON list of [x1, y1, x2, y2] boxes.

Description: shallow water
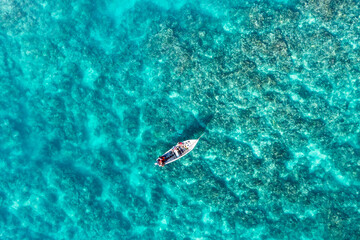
[[1, 0, 360, 239]]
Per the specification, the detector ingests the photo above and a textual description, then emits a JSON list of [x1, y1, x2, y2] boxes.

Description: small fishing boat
[[155, 133, 204, 166]]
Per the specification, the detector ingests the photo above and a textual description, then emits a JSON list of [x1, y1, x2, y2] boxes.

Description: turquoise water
[[1, 0, 360, 239]]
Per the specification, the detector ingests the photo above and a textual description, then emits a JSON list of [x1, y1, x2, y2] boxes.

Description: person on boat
[[176, 142, 184, 153], [157, 156, 164, 166], [172, 146, 180, 157], [159, 156, 166, 167]]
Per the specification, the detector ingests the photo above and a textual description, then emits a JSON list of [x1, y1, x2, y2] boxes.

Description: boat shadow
[[180, 113, 213, 139]]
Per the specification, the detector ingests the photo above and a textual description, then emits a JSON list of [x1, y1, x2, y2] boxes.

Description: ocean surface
[[1, 0, 360, 239]]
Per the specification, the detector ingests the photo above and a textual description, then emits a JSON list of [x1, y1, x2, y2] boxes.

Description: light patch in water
[[11, 200, 19, 210], [252, 144, 261, 158], [185, 178, 196, 185], [333, 170, 350, 186], [202, 213, 213, 223], [308, 144, 327, 171], [290, 93, 300, 102], [169, 92, 179, 98], [223, 22, 235, 32], [286, 159, 298, 170], [307, 15, 316, 24], [290, 74, 299, 80]]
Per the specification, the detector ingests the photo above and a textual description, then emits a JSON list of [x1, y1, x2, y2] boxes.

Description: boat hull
[[155, 139, 200, 166]]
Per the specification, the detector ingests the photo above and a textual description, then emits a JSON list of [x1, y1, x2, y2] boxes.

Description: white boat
[[155, 133, 204, 166]]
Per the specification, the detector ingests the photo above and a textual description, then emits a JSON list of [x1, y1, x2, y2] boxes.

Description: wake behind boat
[[155, 133, 204, 167]]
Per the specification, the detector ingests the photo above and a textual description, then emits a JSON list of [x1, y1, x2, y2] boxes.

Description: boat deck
[[163, 146, 188, 163], [155, 137, 203, 166]]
